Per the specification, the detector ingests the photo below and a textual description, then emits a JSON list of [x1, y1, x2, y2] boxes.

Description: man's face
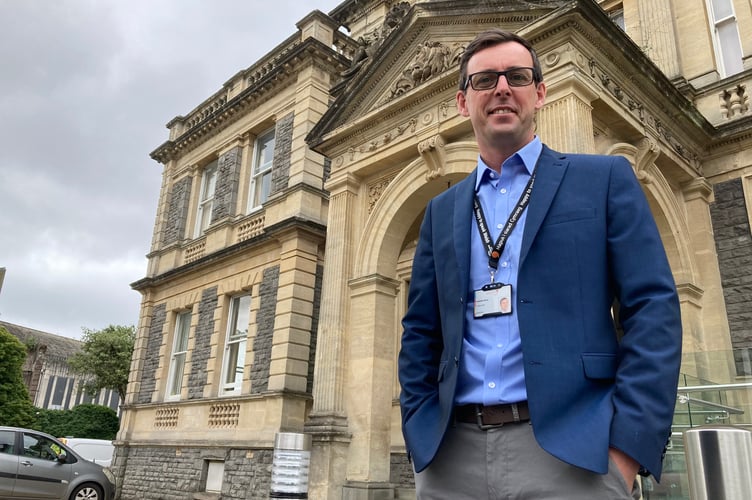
[[456, 41, 546, 159]]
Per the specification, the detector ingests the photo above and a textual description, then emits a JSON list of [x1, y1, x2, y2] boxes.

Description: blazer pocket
[[544, 207, 596, 226], [582, 353, 617, 380]]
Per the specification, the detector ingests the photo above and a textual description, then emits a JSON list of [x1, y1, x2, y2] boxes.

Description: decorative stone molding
[[184, 240, 206, 264], [237, 213, 266, 242], [346, 118, 418, 163], [208, 402, 240, 428], [368, 173, 398, 214], [681, 178, 714, 204], [418, 134, 446, 181], [184, 94, 228, 131], [676, 282, 704, 308], [587, 59, 700, 170], [154, 407, 179, 428], [720, 85, 749, 120]]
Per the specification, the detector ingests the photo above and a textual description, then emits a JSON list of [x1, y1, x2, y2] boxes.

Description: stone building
[[117, 0, 752, 499], [1, 320, 120, 412]]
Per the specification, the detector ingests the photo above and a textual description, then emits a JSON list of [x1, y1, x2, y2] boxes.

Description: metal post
[[684, 425, 752, 500], [270, 432, 312, 499]]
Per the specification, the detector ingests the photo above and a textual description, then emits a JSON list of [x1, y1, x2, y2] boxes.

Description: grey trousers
[[414, 421, 640, 500]]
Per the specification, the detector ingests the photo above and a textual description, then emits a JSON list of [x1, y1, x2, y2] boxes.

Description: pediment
[[308, 0, 567, 148]]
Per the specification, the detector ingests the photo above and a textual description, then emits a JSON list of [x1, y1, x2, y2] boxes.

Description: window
[[610, 8, 625, 31], [249, 129, 275, 210], [166, 311, 191, 400], [195, 160, 218, 236], [205, 460, 225, 493], [22, 433, 62, 461], [708, 0, 744, 76], [0, 430, 15, 455], [221, 294, 251, 394]]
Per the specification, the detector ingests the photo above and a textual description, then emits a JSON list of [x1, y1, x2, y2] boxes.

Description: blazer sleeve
[[606, 156, 682, 478]]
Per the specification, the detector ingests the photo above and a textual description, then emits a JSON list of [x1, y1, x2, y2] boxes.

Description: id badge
[[473, 282, 512, 318]]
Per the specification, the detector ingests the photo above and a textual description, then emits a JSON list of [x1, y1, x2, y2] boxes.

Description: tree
[[68, 324, 136, 401], [0, 326, 35, 427]]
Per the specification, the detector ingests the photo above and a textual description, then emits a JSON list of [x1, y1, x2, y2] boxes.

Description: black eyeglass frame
[[463, 67, 537, 91]]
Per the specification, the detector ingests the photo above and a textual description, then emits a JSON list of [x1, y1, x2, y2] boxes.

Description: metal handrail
[[677, 382, 752, 393], [677, 395, 745, 415]]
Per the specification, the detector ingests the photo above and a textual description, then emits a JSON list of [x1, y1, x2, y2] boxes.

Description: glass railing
[[640, 349, 752, 499]]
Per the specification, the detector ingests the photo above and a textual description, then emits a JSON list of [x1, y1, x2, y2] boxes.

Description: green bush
[[33, 404, 119, 440]]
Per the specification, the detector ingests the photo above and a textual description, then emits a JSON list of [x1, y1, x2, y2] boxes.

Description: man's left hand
[[608, 447, 639, 491]]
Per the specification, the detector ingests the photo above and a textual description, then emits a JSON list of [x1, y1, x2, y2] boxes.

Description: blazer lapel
[[453, 171, 476, 298], [520, 147, 569, 265]]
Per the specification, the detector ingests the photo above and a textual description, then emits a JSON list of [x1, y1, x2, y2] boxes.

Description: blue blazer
[[399, 146, 682, 481]]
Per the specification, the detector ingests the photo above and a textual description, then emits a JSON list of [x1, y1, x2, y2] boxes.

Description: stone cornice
[[131, 216, 326, 291], [151, 38, 349, 164]]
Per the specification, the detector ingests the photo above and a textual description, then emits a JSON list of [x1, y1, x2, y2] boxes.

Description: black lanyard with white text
[[472, 169, 536, 282]]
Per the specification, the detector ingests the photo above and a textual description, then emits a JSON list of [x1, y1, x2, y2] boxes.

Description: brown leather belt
[[455, 402, 530, 429]]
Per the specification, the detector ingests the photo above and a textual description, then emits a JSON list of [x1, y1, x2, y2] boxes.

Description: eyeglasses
[[464, 68, 536, 90]]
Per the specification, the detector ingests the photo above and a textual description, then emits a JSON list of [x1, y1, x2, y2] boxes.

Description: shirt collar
[[474, 136, 542, 191]]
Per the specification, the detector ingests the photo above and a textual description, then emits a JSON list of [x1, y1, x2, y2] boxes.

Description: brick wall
[[187, 287, 218, 399], [137, 304, 167, 404]]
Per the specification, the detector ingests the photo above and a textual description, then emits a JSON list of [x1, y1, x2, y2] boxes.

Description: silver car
[[0, 426, 116, 500]]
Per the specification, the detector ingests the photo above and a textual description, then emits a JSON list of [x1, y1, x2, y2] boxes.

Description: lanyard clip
[[489, 269, 496, 283]]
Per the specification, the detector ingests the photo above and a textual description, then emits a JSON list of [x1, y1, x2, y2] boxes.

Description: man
[[398, 29, 682, 499]]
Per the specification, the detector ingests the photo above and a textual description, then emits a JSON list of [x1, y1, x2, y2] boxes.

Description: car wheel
[[70, 483, 103, 500]]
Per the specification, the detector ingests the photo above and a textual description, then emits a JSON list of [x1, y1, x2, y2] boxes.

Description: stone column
[[305, 172, 359, 500], [681, 178, 734, 382], [537, 79, 596, 154], [341, 274, 400, 500]]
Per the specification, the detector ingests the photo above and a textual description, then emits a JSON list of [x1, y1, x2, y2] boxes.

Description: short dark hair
[[458, 29, 543, 90]]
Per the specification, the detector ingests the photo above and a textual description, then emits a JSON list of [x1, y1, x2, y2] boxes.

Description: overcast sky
[[0, 0, 344, 339]]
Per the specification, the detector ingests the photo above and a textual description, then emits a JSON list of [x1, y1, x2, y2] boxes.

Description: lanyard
[[472, 169, 536, 281]]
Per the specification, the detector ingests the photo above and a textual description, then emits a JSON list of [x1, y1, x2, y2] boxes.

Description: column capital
[[325, 171, 361, 195], [682, 178, 714, 203]]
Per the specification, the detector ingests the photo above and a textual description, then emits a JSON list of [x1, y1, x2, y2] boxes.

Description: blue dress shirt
[[454, 137, 543, 406]]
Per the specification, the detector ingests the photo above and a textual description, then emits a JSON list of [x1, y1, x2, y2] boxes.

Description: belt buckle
[[475, 404, 504, 431]]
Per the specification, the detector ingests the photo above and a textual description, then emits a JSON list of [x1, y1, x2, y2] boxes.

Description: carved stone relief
[[385, 41, 465, 103], [341, 1, 412, 79], [368, 173, 398, 214], [418, 134, 446, 181]]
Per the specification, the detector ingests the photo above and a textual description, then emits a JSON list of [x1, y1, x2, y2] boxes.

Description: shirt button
[[497, 344, 503, 348], [488, 382, 496, 389], [501, 261, 509, 268], [496, 223, 503, 229], [500, 188, 507, 194]]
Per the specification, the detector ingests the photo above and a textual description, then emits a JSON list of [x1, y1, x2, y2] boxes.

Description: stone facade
[[187, 287, 218, 400], [123, 1, 752, 499], [115, 445, 273, 500], [710, 178, 752, 375], [162, 176, 192, 246]]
